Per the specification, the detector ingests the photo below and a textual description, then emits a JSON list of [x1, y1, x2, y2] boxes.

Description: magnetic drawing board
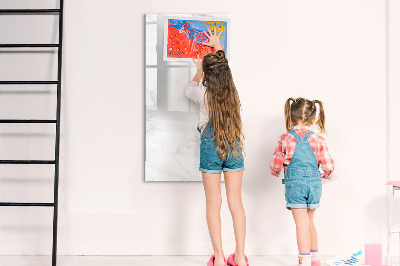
[[163, 16, 230, 61]]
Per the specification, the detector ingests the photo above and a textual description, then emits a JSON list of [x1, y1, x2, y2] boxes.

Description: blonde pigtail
[[313, 100, 326, 133], [285, 98, 295, 131]]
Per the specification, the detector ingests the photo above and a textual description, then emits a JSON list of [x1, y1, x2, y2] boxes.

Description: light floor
[[0, 256, 397, 266], [0, 256, 331, 266]]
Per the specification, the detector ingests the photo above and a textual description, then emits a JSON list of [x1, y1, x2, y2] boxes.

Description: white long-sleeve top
[[185, 81, 209, 133]]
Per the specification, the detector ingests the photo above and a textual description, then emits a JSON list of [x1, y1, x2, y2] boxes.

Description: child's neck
[[294, 122, 311, 127]]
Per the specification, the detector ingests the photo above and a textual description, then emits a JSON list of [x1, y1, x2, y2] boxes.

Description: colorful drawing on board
[[164, 17, 229, 61]]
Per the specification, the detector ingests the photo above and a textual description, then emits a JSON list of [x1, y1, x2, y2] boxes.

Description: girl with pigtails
[[270, 98, 335, 266]]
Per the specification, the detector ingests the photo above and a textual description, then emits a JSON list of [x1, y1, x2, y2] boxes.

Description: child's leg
[[202, 172, 225, 266], [291, 208, 311, 254], [224, 171, 247, 266], [307, 209, 320, 266], [307, 209, 318, 251]]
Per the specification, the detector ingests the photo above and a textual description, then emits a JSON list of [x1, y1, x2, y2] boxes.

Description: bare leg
[[202, 172, 225, 266], [307, 209, 318, 251], [292, 208, 311, 254], [224, 171, 247, 266]]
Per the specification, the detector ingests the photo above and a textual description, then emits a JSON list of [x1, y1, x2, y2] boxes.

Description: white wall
[[388, 0, 400, 258], [0, 0, 390, 257]]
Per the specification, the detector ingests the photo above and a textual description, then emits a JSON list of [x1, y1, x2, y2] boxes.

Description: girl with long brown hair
[[185, 29, 248, 266], [270, 98, 335, 266]]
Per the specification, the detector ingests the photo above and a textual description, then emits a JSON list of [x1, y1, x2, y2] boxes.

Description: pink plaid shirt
[[270, 126, 334, 179]]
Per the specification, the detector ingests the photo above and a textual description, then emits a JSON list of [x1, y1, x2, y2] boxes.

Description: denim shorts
[[285, 178, 322, 209], [199, 126, 245, 174]]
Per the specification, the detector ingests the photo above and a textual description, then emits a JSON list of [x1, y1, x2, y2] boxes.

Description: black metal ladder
[[0, 2, 64, 266]]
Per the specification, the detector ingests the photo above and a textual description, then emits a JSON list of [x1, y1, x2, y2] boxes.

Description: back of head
[[284, 97, 326, 133], [202, 50, 244, 158]]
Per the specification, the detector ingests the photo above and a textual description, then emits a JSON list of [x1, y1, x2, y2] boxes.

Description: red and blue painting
[[163, 17, 230, 61]]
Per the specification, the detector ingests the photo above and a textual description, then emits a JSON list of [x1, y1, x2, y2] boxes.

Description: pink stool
[[386, 181, 400, 265]]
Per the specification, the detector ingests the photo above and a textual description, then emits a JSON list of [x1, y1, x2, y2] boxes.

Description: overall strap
[[288, 130, 301, 141], [284, 129, 320, 181], [303, 130, 314, 140]]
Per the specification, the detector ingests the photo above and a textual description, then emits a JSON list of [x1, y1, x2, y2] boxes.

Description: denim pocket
[[285, 181, 303, 203], [312, 182, 322, 201]]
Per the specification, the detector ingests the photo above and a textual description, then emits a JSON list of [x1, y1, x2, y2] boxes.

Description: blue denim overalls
[[197, 124, 244, 174], [283, 130, 322, 210]]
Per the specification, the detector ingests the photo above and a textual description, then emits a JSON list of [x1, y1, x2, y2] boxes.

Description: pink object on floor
[[386, 181, 400, 187], [311, 260, 321, 266], [321, 173, 338, 184], [365, 243, 382, 266], [227, 253, 249, 266], [207, 254, 227, 266]]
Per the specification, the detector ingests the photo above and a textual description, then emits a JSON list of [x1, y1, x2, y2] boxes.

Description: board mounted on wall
[[145, 14, 231, 182], [163, 16, 230, 61]]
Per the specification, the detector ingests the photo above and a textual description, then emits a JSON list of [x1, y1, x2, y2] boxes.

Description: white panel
[[146, 14, 157, 23], [145, 23, 157, 65], [145, 68, 157, 110], [167, 68, 189, 112], [189, 66, 200, 112]]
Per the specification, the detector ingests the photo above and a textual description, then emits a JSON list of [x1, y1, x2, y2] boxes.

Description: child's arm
[[186, 55, 205, 103], [319, 137, 335, 179], [202, 28, 223, 51], [270, 135, 286, 177], [185, 81, 205, 104], [192, 54, 202, 83]]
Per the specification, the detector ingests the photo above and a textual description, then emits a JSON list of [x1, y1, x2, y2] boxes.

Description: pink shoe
[[311, 260, 320, 266], [207, 254, 227, 266], [227, 253, 249, 266]]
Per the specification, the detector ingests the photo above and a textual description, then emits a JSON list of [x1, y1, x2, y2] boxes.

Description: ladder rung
[[391, 229, 400, 233], [0, 202, 54, 207], [0, 160, 55, 164], [0, 44, 59, 48], [0, 81, 58, 84], [0, 119, 56, 123], [0, 9, 60, 14]]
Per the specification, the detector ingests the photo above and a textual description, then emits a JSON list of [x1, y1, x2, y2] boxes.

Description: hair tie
[[208, 62, 228, 68]]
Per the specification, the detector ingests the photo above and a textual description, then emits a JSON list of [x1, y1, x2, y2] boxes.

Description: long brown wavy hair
[[284, 97, 326, 133], [202, 50, 244, 158]]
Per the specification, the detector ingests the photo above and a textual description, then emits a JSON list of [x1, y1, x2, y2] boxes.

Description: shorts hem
[[223, 166, 245, 173], [286, 203, 308, 210], [286, 203, 320, 210], [199, 168, 222, 174]]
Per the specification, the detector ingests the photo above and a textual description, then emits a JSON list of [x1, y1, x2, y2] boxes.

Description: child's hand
[[192, 54, 203, 83], [202, 28, 223, 51], [193, 54, 202, 73], [321, 173, 338, 184]]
